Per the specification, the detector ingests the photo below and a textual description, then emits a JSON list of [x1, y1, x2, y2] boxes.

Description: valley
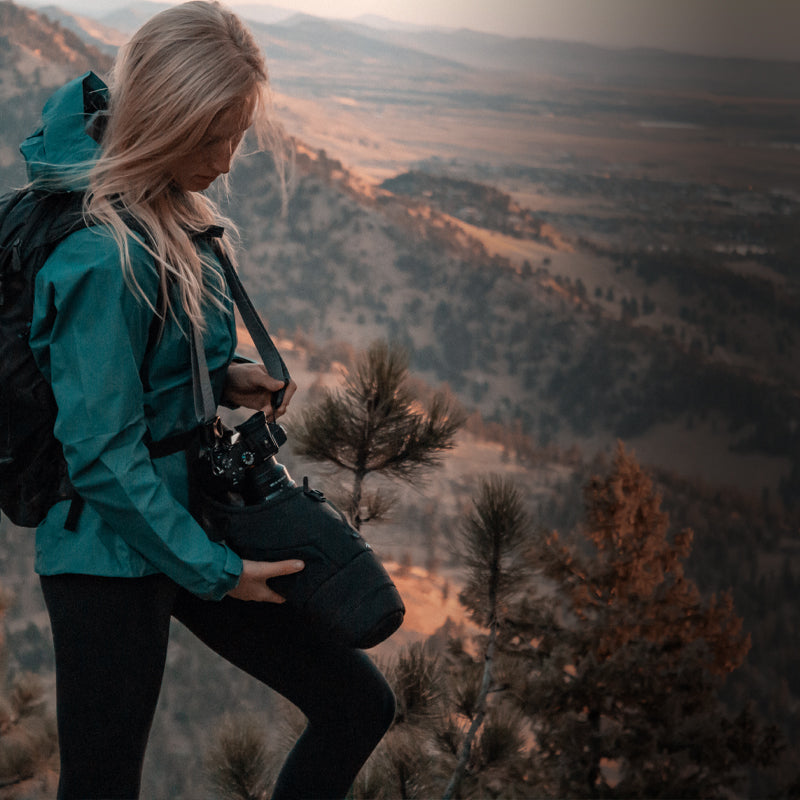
[[234, 14, 800, 496]]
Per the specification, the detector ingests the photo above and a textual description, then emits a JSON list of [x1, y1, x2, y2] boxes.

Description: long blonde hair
[[88, 0, 287, 330]]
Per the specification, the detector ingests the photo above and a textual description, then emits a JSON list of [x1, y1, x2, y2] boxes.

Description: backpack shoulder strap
[[0, 189, 157, 531]]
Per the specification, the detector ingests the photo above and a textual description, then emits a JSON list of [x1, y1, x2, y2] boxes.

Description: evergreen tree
[[503, 443, 780, 798], [291, 340, 465, 529], [443, 476, 531, 799], [205, 713, 270, 800], [204, 711, 304, 800], [333, 478, 533, 800]]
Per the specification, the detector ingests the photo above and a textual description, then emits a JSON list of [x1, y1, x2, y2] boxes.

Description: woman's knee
[[316, 652, 396, 738], [357, 661, 397, 739], [378, 672, 398, 732]]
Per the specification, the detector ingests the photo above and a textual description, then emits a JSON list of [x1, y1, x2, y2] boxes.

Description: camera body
[[195, 411, 294, 504]]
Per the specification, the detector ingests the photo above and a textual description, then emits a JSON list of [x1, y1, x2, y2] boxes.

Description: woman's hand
[[223, 362, 297, 419], [227, 558, 305, 602]]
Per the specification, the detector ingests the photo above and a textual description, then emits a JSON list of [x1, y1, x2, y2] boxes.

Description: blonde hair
[[87, 0, 287, 330]]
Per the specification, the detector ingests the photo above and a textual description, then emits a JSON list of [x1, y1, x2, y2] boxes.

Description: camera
[[194, 411, 295, 504]]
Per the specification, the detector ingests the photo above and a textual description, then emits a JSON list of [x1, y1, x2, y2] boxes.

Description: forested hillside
[[225, 146, 800, 499]]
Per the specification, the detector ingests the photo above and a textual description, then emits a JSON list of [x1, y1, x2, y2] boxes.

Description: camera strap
[[187, 229, 291, 424], [190, 320, 218, 424], [217, 251, 291, 409]]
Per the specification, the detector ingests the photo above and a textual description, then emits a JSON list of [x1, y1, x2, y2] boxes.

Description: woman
[[26, 2, 395, 798]]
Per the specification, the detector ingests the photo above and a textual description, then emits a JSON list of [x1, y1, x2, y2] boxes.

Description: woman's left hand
[[223, 362, 297, 418]]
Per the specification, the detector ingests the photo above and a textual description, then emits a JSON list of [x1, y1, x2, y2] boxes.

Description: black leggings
[[40, 573, 396, 800]]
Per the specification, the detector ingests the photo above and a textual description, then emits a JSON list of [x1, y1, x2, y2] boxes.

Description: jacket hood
[[20, 71, 108, 191]]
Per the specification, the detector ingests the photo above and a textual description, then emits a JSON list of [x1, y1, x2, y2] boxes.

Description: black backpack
[[0, 189, 90, 528]]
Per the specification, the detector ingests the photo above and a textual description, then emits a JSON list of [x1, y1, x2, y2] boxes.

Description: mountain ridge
[[18, 1, 800, 87], [0, 0, 112, 73]]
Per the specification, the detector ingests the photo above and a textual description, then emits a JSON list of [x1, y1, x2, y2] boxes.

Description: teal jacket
[[25, 72, 243, 600]]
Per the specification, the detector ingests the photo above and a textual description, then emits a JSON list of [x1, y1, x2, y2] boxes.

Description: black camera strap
[[217, 251, 291, 408], [187, 229, 291, 424]]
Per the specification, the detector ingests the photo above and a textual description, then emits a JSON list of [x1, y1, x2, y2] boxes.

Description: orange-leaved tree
[[501, 443, 780, 798]]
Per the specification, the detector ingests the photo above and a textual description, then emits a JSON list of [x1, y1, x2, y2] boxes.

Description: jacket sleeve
[[30, 226, 242, 600]]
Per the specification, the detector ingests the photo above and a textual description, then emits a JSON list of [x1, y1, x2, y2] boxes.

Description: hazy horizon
[[18, 0, 800, 63]]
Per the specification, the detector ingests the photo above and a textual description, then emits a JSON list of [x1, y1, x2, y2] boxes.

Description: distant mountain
[[265, 13, 470, 73], [17, 0, 800, 99], [36, 4, 478, 97], [239, 13, 480, 106], [37, 4, 126, 55], [230, 2, 293, 27], [342, 23, 538, 74], [0, 1, 112, 188], [94, 0, 170, 35], [22, 0, 292, 24], [351, 13, 454, 34], [0, 0, 112, 73], [20, 1, 799, 106], [350, 24, 800, 99], [22, 0, 130, 13]]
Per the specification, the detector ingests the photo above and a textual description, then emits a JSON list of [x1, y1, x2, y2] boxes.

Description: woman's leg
[[40, 574, 177, 800], [173, 591, 396, 800]]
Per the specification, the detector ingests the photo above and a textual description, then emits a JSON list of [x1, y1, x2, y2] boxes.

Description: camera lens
[[247, 457, 295, 504]]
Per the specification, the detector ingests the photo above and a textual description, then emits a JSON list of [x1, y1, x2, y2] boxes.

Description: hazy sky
[[231, 0, 800, 61]]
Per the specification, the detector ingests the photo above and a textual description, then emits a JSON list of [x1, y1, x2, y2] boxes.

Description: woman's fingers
[[223, 363, 298, 418], [227, 558, 305, 602]]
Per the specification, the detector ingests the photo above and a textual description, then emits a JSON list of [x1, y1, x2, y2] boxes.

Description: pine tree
[[503, 442, 780, 798], [443, 476, 531, 799], [204, 714, 271, 800], [344, 478, 532, 800], [291, 340, 465, 529]]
